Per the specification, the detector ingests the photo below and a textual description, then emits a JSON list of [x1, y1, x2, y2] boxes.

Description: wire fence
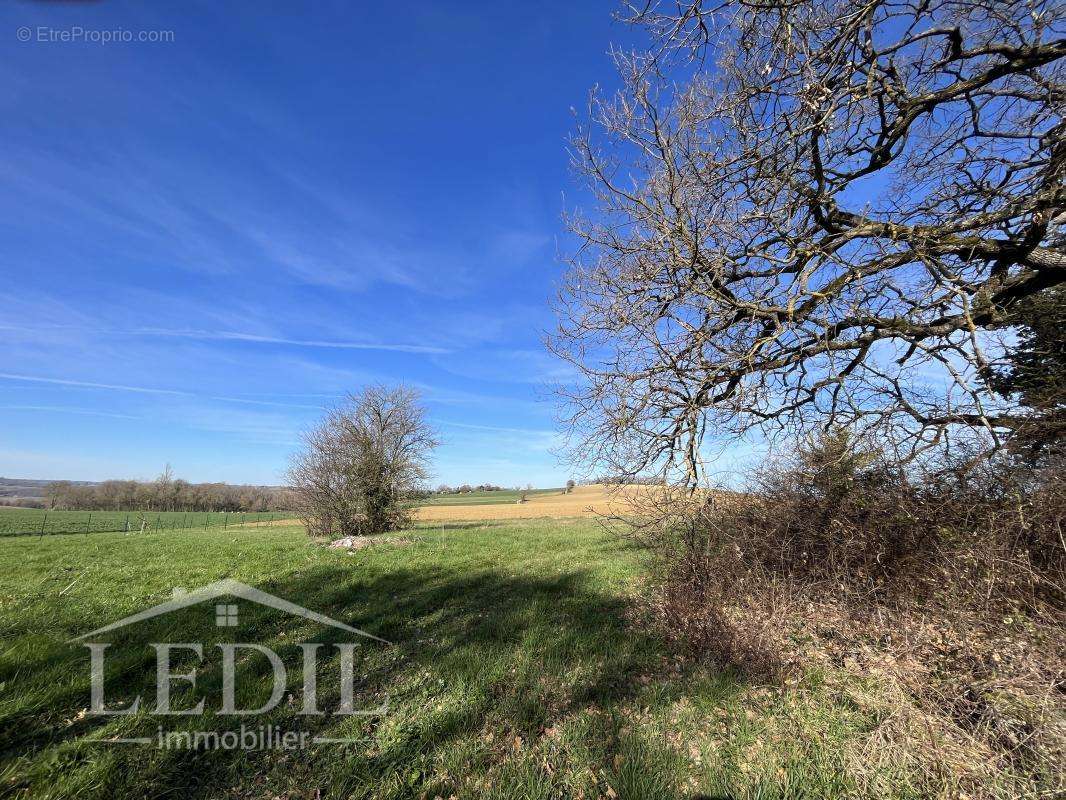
[[0, 510, 291, 537]]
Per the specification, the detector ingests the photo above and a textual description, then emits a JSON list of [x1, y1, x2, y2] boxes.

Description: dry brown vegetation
[[544, 1, 1066, 787], [641, 441, 1065, 798]]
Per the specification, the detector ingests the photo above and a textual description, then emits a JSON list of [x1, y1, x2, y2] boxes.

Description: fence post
[[85, 513, 91, 535], [124, 514, 129, 532], [224, 512, 228, 529], [40, 512, 47, 538]]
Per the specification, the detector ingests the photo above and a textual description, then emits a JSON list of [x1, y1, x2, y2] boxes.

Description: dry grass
[[412, 483, 648, 521], [231, 517, 300, 528], [643, 452, 1066, 799], [235, 485, 645, 527], [259, 484, 736, 526]]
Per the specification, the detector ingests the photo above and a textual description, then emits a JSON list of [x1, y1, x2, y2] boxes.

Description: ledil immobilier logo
[[70, 579, 390, 750]]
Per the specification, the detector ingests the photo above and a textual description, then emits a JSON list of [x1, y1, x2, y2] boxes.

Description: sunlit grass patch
[[0, 518, 929, 799]]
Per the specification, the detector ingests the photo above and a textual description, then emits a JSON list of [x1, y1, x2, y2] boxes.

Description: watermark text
[[17, 26, 175, 44]]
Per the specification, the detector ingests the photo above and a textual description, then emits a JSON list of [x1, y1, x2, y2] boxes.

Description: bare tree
[[43, 477, 291, 512], [44, 480, 70, 510], [154, 463, 174, 511], [287, 385, 440, 537], [550, 0, 1065, 485]]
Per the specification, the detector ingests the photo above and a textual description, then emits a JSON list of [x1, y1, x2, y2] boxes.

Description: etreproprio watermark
[[17, 26, 175, 44]]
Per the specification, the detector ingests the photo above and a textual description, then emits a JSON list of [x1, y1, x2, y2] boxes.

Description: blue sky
[[0, 0, 637, 487]]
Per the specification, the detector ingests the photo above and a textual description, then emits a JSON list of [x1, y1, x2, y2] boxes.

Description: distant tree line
[[0, 498, 46, 509], [43, 465, 292, 512], [433, 483, 506, 494], [579, 475, 664, 486]]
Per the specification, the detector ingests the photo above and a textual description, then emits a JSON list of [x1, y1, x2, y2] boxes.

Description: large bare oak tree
[[550, 0, 1065, 484]]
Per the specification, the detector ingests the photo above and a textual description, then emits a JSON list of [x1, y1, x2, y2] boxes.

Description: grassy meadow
[[420, 488, 563, 506], [0, 508, 288, 536], [0, 517, 911, 800]]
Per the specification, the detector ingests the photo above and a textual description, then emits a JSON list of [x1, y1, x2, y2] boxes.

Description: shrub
[[642, 442, 1066, 790], [288, 385, 439, 538], [645, 436, 1065, 674]]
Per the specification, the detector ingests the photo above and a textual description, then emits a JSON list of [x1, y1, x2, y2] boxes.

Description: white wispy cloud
[[0, 323, 449, 355], [0, 405, 143, 420], [0, 372, 194, 396], [0, 372, 325, 412], [272, 357, 548, 414], [209, 395, 324, 410], [158, 402, 304, 448], [430, 348, 578, 385], [435, 419, 561, 455], [131, 328, 450, 354], [437, 419, 554, 436]]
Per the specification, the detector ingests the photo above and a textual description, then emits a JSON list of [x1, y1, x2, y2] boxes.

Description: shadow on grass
[[0, 529, 134, 539], [411, 520, 512, 532], [1, 557, 743, 799], [0, 525, 248, 540]]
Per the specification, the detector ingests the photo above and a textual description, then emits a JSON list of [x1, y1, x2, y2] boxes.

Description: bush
[[288, 385, 439, 538], [643, 441, 1066, 790], [647, 435, 1065, 671]]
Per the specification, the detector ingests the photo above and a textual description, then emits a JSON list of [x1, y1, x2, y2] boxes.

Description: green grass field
[[0, 519, 911, 799], [420, 488, 563, 506], [0, 508, 287, 536]]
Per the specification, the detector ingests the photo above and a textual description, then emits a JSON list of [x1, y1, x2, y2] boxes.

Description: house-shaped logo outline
[[69, 578, 391, 645]]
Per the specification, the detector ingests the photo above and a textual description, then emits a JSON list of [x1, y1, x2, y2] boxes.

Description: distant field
[[414, 483, 646, 521], [420, 487, 563, 506], [0, 485, 667, 535], [0, 507, 288, 536]]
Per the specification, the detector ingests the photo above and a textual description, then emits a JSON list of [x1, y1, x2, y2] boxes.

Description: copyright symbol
[[17, 27, 32, 42]]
